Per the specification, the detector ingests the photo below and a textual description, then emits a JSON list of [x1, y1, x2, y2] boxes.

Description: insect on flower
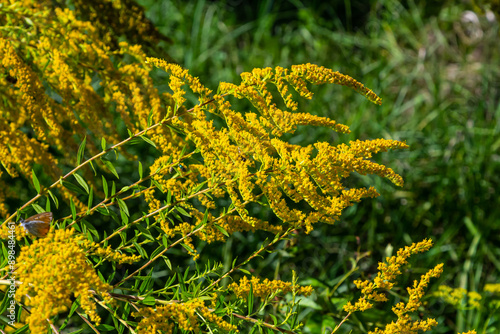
[[19, 212, 53, 237]]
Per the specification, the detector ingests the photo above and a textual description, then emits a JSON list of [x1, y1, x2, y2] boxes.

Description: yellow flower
[[134, 299, 237, 333], [228, 276, 313, 300], [435, 285, 482, 310], [345, 239, 442, 334], [15, 229, 111, 333]]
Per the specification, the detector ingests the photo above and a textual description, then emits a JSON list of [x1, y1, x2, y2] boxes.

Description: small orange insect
[[19, 212, 53, 237]]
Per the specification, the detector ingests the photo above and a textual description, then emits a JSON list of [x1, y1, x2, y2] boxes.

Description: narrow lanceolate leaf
[[100, 157, 119, 179], [291, 305, 300, 329], [136, 224, 154, 241], [73, 173, 89, 194], [166, 189, 172, 204], [140, 135, 157, 148], [87, 186, 93, 214], [102, 175, 109, 198], [214, 223, 229, 238], [77, 136, 86, 165], [133, 241, 147, 258], [61, 180, 87, 196], [116, 198, 130, 217], [140, 296, 156, 306], [70, 198, 77, 220], [163, 256, 172, 270], [32, 203, 43, 213], [89, 159, 97, 176], [32, 169, 40, 193], [101, 137, 106, 151], [147, 108, 154, 127], [138, 161, 143, 179], [120, 210, 129, 225], [176, 206, 191, 217], [248, 283, 254, 316], [181, 243, 195, 253], [47, 190, 59, 209]]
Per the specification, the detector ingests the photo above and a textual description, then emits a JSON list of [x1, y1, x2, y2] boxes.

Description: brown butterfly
[[19, 212, 53, 237]]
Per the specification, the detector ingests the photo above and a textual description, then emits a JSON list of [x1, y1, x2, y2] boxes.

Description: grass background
[[136, 0, 499, 332]]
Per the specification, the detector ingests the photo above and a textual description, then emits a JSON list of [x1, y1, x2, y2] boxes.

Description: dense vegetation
[[1, 0, 498, 333]]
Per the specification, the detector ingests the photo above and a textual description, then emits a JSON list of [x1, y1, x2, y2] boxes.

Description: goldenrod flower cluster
[[0, 2, 181, 216], [0, 223, 28, 241], [15, 229, 111, 333], [484, 283, 500, 294], [344, 239, 443, 333], [228, 276, 313, 300], [76, 235, 142, 264], [186, 211, 283, 245], [142, 59, 408, 248], [134, 298, 237, 333], [435, 286, 482, 310]]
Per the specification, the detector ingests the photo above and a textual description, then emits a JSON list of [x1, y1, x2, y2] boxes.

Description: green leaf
[[101, 137, 106, 151], [248, 283, 254, 315], [151, 245, 165, 258], [139, 270, 154, 294], [239, 268, 251, 275], [291, 305, 300, 329], [70, 198, 77, 220], [176, 206, 191, 217], [202, 208, 209, 224], [138, 161, 143, 179], [192, 181, 206, 193], [181, 243, 195, 253], [214, 223, 229, 237], [89, 159, 97, 176], [166, 190, 172, 204], [120, 210, 129, 225], [83, 219, 98, 238], [77, 136, 86, 165], [96, 206, 110, 215], [120, 186, 130, 193], [136, 224, 154, 241], [140, 135, 157, 148], [87, 186, 93, 214], [147, 108, 154, 127], [100, 158, 119, 179], [68, 300, 79, 317], [133, 241, 147, 258], [163, 256, 172, 270], [32, 169, 40, 193], [116, 198, 130, 217], [151, 178, 163, 192], [162, 235, 169, 248], [102, 176, 109, 199], [140, 295, 156, 306], [31, 203, 43, 213], [73, 173, 89, 194], [96, 324, 114, 331], [47, 190, 59, 209], [61, 179, 87, 196]]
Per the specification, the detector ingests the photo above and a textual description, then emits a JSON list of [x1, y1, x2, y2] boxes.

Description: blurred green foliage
[[138, 0, 499, 332]]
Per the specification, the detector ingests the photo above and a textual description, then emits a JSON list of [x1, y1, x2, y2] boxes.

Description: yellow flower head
[[15, 229, 111, 333], [133, 299, 238, 333]]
